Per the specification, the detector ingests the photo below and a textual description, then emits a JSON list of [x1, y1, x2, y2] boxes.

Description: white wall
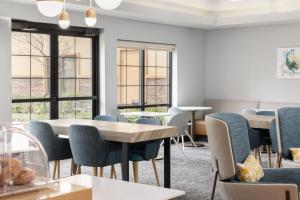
[[206, 24, 300, 103], [0, 17, 11, 122], [0, 1, 206, 119]]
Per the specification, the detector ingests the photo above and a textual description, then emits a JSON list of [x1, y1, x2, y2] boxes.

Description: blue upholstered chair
[[274, 107, 300, 168], [129, 118, 162, 186], [256, 111, 276, 116], [206, 112, 300, 200], [94, 115, 119, 122], [29, 121, 73, 179], [242, 109, 263, 160], [69, 125, 122, 178]]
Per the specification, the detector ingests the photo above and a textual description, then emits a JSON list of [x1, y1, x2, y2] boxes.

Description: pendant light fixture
[[95, 0, 122, 10], [58, 0, 70, 29], [85, 0, 97, 27], [38, 0, 121, 29], [37, 0, 64, 17]]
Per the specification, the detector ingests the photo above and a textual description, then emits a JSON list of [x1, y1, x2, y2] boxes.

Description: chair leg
[[57, 160, 60, 179], [257, 148, 262, 164], [52, 160, 58, 180], [267, 145, 272, 168], [211, 170, 219, 200], [76, 164, 81, 175], [99, 167, 104, 177], [113, 166, 117, 179], [70, 159, 74, 176], [275, 153, 282, 168], [181, 135, 185, 150], [185, 130, 197, 148], [133, 161, 139, 183], [171, 137, 187, 158], [110, 165, 115, 179], [253, 148, 257, 159], [151, 159, 160, 186], [93, 167, 98, 176]]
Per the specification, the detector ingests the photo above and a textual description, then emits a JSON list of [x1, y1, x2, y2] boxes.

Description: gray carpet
[[53, 144, 275, 200]]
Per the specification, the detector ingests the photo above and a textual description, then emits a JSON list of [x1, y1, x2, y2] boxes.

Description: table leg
[[164, 138, 171, 188], [121, 143, 129, 181], [186, 111, 205, 147]]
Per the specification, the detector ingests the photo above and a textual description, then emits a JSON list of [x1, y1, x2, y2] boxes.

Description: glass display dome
[[0, 123, 50, 197]]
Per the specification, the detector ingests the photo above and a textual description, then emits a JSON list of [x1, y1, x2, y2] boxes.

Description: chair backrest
[[109, 109, 128, 122], [69, 125, 108, 166], [136, 118, 161, 125], [94, 115, 118, 122], [269, 119, 279, 153], [168, 107, 183, 114], [277, 107, 300, 159], [135, 118, 162, 160], [206, 113, 251, 181], [167, 112, 188, 136], [242, 109, 257, 115], [29, 121, 57, 161], [256, 111, 275, 116]]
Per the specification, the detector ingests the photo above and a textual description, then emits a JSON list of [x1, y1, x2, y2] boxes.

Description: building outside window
[[117, 41, 174, 115], [11, 20, 99, 122]]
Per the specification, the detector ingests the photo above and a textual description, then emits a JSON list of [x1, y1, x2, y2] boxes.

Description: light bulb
[[59, 10, 70, 29], [85, 7, 97, 27], [37, 0, 64, 17], [95, 0, 122, 10]]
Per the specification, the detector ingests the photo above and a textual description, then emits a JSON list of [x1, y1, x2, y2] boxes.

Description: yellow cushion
[[236, 154, 264, 182], [290, 148, 300, 162]]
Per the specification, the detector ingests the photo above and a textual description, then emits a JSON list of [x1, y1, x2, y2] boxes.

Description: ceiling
[[6, 0, 300, 29]]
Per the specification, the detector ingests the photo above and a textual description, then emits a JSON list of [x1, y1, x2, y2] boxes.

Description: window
[[11, 20, 99, 122], [11, 32, 51, 122], [117, 42, 172, 113]]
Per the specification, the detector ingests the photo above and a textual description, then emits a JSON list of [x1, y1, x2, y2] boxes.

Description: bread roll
[[0, 158, 22, 179], [13, 167, 35, 185]]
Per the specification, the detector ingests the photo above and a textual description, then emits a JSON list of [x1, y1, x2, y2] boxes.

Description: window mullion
[[50, 33, 59, 119], [140, 50, 145, 111], [169, 52, 173, 107]]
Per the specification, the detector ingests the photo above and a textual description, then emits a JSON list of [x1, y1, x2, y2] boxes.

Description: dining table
[[45, 119, 178, 188], [244, 114, 275, 129], [61, 174, 185, 200], [121, 111, 175, 118]]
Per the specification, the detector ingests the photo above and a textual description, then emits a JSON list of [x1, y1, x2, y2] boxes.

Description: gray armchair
[[129, 118, 162, 186], [206, 112, 300, 200], [69, 125, 122, 178], [29, 121, 73, 179], [275, 107, 300, 168], [94, 115, 118, 122]]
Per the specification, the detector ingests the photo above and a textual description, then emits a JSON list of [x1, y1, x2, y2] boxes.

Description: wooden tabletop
[[45, 119, 178, 143], [121, 111, 175, 118], [177, 106, 212, 112], [61, 175, 185, 200], [244, 114, 274, 129]]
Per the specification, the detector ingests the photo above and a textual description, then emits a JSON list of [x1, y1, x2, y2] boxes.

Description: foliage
[[285, 49, 299, 73]]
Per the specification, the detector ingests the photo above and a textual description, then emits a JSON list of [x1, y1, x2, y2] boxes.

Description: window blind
[[117, 40, 176, 51]]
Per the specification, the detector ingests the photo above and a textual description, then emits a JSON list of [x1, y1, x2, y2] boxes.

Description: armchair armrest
[[218, 181, 299, 200]]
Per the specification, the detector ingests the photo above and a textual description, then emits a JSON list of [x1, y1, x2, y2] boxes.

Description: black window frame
[[117, 48, 172, 111], [11, 20, 100, 120]]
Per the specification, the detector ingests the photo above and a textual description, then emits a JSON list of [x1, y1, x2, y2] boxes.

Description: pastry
[[13, 167, 36, 185], [0, 158, 23, 182]]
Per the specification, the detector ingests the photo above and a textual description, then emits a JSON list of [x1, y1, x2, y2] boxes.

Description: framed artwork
[[277, 48, 300, 79]]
